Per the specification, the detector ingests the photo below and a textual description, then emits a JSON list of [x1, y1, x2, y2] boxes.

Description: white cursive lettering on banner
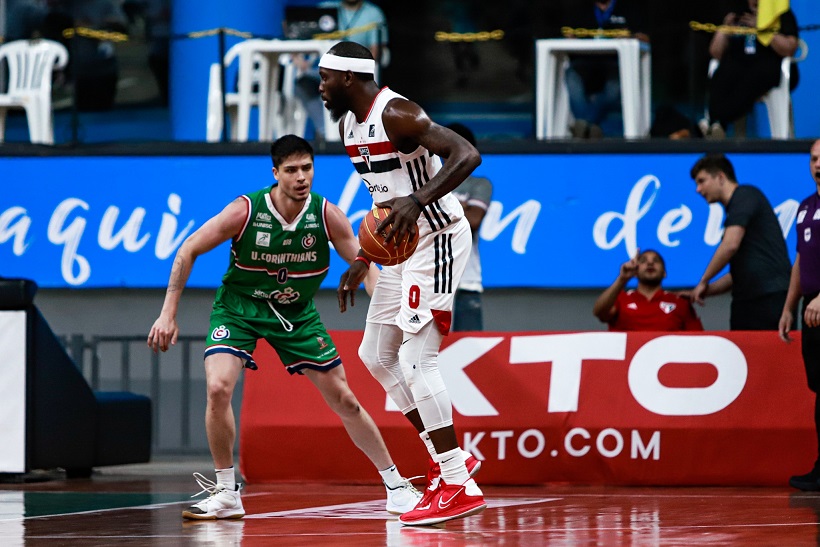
[[98, 205, 150, 251], [48, 198, 91, 286], [594, 176, 800, 257], [1, 194, 196, 285], [593, 175, 660, 257], [0, 207, 31, 256], [155, 194, 195, 259], [337, 170, 541, 255]]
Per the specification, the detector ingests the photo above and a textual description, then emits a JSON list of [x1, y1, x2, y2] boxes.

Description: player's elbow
[[467, 147, 482, 171], [722, 240, 741, 255], [592, 305, 611, 323], [176, 237, 201, 262]]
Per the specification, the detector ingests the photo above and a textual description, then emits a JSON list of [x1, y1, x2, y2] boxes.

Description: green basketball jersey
[[220, 186, 331, 305]]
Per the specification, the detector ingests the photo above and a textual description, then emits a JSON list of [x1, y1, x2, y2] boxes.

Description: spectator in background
[[593, 249, 704, 331], [780, 139, 820, 491], [561, 0, 649, 139], [292, 53, 326, 140], [70, 0, 129, 111], [688, 153, 791, 329], [321, 0, 388, 67], [447, 123, 493, 331], [144, 0, 171, 105], [291, 0, 388, 140], [700, 0, 799, 138], [437, 1, 481, 88]]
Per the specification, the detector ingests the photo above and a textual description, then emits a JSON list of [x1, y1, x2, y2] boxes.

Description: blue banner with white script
[[0, 152, 808, 288]]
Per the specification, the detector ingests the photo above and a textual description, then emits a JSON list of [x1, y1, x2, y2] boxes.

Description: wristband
[[408, 193, 424, 210], [354, 255, 371, 267]]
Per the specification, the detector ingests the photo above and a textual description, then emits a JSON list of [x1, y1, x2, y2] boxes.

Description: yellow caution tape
[[434, 30, 505, 42], [62, 27, 129, 42], [560, 27, 632, 38], [689, 21, 775, 36]]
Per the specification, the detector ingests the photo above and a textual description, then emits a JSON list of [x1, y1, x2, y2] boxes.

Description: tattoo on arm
[[168, 256, 185, 292]]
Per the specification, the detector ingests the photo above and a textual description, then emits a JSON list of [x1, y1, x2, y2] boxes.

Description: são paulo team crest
[[302, 233, 316, 249], [659, 302, 676, 314], [212, 325, 230, 340], [358, 145, 370, 169]]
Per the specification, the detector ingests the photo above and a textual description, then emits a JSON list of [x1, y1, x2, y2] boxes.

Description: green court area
[[0, 491, 191, 519]]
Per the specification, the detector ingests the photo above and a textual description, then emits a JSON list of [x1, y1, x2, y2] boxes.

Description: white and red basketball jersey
[[342, 87, 463, 238]]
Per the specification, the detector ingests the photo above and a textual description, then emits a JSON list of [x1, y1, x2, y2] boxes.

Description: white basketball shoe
[[385, 477, 423, 515], [182, 472, 245, 520]]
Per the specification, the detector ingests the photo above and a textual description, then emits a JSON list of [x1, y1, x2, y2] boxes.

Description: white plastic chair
[[206, 40, 272, 143], [0, 39, 69, 144]]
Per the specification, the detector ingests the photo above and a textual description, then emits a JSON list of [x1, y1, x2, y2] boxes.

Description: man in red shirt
[[593, 250, 704, 331]]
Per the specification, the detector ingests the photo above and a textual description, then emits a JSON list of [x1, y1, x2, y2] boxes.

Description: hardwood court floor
[[1, 460, 820, 546]]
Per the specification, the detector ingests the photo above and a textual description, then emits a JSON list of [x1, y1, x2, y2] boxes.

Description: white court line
[[9, 522, 820, 542], [0, 492, 270, 522], [246, 497, 560, 520], [553, 492, 820, 500]]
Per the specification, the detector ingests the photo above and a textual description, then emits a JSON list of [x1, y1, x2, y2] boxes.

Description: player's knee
[[206, 377, 233, 407], [358, 343, 379, 371], [398, 350, 419, 391], [328, 389, 362, 418], [359, 344, 399, 388]]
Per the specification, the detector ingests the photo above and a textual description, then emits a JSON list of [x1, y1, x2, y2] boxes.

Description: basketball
[[358, 207, 418, 266]]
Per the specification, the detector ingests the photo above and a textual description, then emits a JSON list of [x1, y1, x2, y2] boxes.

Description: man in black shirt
[[688, 153, 791, 329]]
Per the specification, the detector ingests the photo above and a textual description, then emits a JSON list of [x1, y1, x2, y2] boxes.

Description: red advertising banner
[[240, 331, 815, 486]]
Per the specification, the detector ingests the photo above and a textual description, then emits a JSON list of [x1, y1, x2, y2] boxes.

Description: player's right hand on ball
[[375, 196, 419, 246]]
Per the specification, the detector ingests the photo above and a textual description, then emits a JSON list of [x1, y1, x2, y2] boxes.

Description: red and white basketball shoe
[[411, 452, 482, 517], [399, 478, 486, 526]]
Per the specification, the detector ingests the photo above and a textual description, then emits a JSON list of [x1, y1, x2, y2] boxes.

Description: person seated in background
[[593, 249, 704, 331], [446, 123, 493, 332], [561, 0, 649, 139], [321, 0, 389, 67], [291, 53, 326, 140], [289, 0, 389, 140], [701, 0, 799, 139]]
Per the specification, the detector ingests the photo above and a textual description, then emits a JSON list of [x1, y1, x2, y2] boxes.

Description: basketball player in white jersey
[[318, 41, 486, 526]]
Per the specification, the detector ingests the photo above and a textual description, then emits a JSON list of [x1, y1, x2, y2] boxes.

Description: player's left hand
[[375, 196, 420, 246], [147, 314, 178, 353], [337, 259, 369, 312], [805, 296, 820, 328]]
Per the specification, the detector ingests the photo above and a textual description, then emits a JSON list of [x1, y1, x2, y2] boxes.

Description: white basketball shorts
[[367, 216, 471, 335]]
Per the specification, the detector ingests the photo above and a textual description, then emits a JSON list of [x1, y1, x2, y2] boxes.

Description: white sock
[[215, 467, 236, 490], [419, 431, 437, 460], [437, 448, 470, 486], [463, 477, 482, 495], [379, 464, 403, 488]]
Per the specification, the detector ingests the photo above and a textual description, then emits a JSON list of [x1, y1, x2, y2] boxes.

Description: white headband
[[318, 53, 376, 74]]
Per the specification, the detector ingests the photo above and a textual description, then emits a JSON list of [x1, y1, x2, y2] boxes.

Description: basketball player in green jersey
[[148, 135, 421, 520]]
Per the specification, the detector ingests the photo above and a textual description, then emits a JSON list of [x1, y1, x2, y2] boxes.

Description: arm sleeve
[[723, 186, 758, 229]]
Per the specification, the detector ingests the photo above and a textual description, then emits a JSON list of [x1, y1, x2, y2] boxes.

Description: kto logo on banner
[[391, 333, 746, 416]]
